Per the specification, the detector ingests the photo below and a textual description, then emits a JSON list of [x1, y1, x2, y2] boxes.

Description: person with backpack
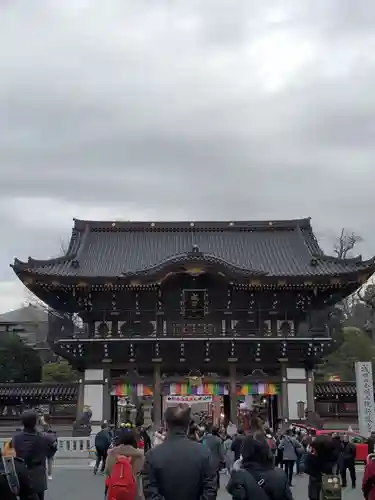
[[227, 435, 293, 500], [105, 428, 144, 500], [0, 448, 38, 500], [12, 410, 54, 500]]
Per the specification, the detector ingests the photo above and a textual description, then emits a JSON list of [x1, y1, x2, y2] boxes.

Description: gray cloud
[[0, 0, 375, 308]]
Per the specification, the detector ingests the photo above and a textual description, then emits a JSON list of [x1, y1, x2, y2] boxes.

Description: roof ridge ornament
[[188, 244, 202, 257]]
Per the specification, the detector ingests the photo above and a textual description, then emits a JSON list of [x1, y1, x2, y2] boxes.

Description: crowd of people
[[93, 409, 369, 500], [2, 405, 375, 500]]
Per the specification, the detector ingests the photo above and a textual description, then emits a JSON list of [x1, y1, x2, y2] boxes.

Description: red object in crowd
[[138, 438, 144, 449], [363, 455, 375, 500], [105, 456, 136, 500]]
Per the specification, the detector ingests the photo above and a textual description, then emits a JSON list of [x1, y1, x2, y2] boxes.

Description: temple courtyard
[[46, 460, 365, 500]]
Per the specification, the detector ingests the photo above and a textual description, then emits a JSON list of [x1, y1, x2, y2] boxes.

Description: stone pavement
[[45, 462, 365, 500]]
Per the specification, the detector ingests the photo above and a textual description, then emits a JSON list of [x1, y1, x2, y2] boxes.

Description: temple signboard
[[355, 361, 375, 436], [182, 289, 207, 319], [166, 395, 212, 405], [171, 322, 216, 335]]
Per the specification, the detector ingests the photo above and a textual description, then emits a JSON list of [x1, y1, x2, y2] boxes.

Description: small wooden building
[[314, 381, 359, 427], [0, 382, 77, 425]]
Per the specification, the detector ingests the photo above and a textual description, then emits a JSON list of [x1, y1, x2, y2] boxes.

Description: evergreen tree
[[0, 333, 42, 382]]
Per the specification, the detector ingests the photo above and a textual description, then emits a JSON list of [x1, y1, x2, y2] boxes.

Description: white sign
[[166, 395, 212, 405], [355, 361, 375, 436]]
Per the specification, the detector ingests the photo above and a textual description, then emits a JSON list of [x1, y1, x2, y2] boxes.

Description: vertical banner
[[355, 361, 375, 436]]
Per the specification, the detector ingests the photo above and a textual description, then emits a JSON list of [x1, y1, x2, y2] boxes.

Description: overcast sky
[[0, 0, 375, 312]]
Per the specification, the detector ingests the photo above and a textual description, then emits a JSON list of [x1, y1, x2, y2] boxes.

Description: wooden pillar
[[280, 360, 289, 426], [102, 369, 111, 422], [153, 362, 162, 429], [127, 367, 139, 408], [306, 369, 315, 412], [229, 362, 237, 425], [76, 372, 85, 419]]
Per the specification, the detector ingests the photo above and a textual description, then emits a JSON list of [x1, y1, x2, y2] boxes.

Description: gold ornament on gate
[[187, 370, 203, 387]]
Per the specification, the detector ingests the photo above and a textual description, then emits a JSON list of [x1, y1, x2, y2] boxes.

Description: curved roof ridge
[[295, 223, 315, 257], [121, 251, 267, 278]]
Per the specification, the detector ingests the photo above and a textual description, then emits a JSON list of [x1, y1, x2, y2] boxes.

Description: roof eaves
[[11, 223, 90, 272], [312, 255, 375, 273], [73, 217, 313, 232], [315, 381, 358, 396]]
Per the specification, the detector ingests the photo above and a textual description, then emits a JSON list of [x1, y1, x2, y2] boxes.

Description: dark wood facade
[[11, 218, 375, 425]]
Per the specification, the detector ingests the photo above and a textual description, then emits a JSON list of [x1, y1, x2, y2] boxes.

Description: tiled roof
[[0, 382, 78, 399], [315, 382, 358, 397], [12, 218, 375, 279], [0, 304, 48, 325]]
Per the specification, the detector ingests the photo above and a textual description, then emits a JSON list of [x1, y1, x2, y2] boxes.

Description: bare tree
[[332, 228, 363, 319], [59, 237, 68, 254], [22, 288, 48, 311], [21, 236, 68, 311], [356, 284, 375, 342], [333, 228, 363, 259], [333, 230, 375, 340]]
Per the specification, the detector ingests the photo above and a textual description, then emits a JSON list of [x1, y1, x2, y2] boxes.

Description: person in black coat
[[142, 404, 217, 500], [231, 428, 246, 461], [304, 435, 338, 500], [94, 423, 112, 474], [12, 411, 54, 500], [227, 435, 293, 500], [331, 434, 343, 474], [0, 449, 38, 500], [340, 435, 356, 488], [135, 403, 145, 428], [140, 426, 152, 453]]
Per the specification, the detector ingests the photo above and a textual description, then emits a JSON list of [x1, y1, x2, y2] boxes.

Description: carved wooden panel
[[277, 320, 295, 337], [94, 320, 112, 337]]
